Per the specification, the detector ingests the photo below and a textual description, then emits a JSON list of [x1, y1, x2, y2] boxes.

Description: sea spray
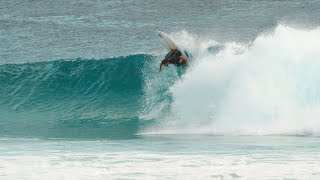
[[142, 25, 320, 136]]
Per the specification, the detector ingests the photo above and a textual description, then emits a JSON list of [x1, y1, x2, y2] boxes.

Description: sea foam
[[143, 25, 320, 136]]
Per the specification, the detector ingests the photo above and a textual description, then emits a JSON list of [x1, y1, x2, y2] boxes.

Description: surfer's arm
[[180, 56, 189, 66], [159, 62, 163, 73]]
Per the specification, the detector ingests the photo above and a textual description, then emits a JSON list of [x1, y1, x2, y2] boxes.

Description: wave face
[[0, 55, 154, 138], [142, 25, 320, 136], [2, 25, 320, 138]]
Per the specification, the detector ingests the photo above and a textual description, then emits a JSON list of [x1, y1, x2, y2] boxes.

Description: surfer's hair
[[161, 59, 170, 64]]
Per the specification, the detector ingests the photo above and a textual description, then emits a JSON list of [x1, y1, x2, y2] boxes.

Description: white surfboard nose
[[156, 30, 176, 50]]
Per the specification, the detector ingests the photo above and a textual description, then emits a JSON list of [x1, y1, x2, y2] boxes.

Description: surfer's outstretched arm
[[159, 59, 170, 73], [159, 62, 163, 73], [180, 56, 189, 66]]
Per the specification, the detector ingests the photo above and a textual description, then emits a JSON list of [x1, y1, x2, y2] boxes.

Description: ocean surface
[[1, 0, 320, 179]]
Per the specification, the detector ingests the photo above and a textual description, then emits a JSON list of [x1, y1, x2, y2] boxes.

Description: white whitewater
[[143, 25, 320, 136]]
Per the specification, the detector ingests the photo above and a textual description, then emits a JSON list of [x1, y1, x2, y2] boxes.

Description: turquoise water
[[1, 0, 320, 179]]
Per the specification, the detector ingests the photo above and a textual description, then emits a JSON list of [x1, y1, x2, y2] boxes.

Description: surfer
[[159, 49, 189, 73]]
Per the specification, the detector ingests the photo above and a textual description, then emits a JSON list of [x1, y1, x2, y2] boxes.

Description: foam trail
[[143, 25, 320, 136]]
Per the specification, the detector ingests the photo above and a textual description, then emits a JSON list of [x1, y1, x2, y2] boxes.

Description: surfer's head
[[161, 59, 170, 66]]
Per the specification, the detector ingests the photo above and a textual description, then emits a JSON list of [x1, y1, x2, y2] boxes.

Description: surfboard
[[157, 30, 190, 61]]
